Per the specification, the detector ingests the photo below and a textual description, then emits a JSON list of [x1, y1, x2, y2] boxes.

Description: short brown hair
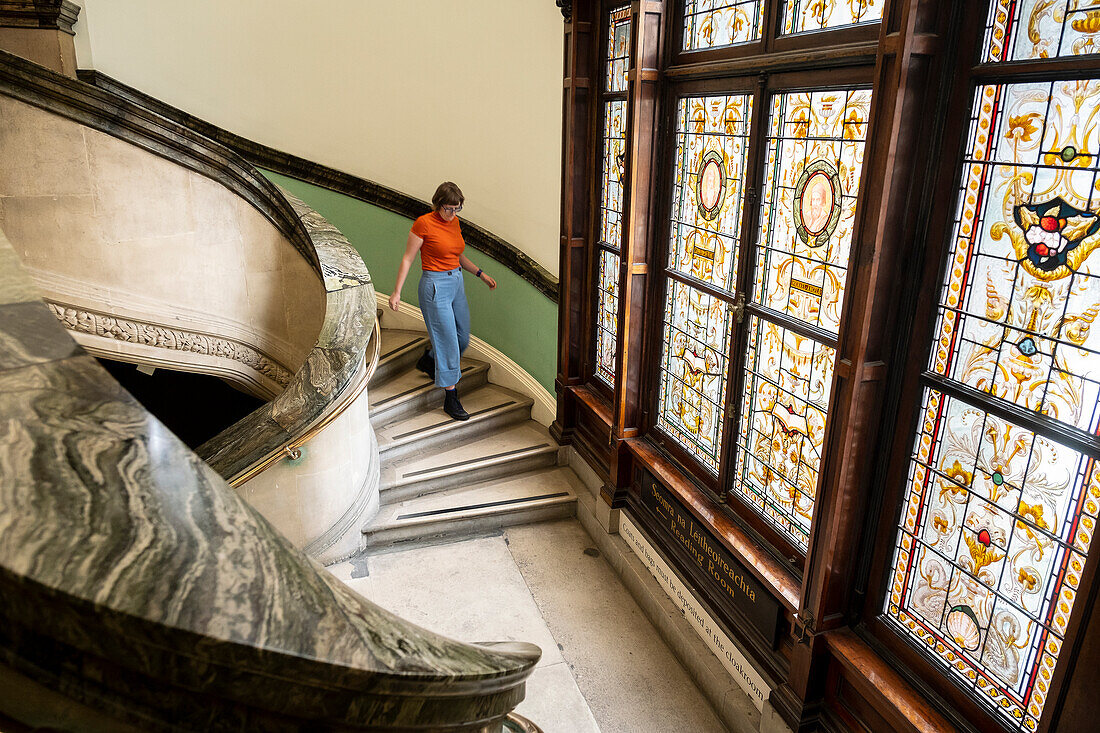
[[431, 181, 464, 210]]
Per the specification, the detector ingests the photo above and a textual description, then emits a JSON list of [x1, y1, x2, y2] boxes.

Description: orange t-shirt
[[412, 212, 465, 271]]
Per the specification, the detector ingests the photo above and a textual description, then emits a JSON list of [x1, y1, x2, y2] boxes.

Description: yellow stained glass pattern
[[931, 81, 1100, 434], [732, 316, 836, 547], [780, 0, 882, 35], [596, 250, 621, 386], [607, 6, 631, 93], [594, 6, 631, 387], [754, 88, 872, 335], [984, 0, 1100, 62], [683, 0, 763, 50], [656, 93, 753, 471], [668, 94, 754, 290], [886, 79, 1100, 731], [657, 281, 735, 472]]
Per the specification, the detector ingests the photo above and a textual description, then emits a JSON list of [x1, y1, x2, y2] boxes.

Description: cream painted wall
[[73, 0, 564, 274]]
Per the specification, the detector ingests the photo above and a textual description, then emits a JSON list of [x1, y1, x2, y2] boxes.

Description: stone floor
[[328, 519, 729, 733]]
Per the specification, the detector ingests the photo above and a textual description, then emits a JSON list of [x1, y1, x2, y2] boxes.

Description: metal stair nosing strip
[[380, 443, 560, 503], [369, 363, 489, 424], [377, 398, 534, 463], [361, 491, 577, 547], [368, 335, 430, 386]]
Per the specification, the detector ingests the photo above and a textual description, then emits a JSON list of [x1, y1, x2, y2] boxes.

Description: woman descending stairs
[[362, 322, 579, 550]]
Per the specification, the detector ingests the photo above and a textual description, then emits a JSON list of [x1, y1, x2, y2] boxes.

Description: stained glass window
[[729, 88, 872, 550], [733, 317, 837, 547], [607, 6, 631, 93], [885, 79, 1100, 730], [594, 7, 631, 387], [780, 0, 883, 35], [682, 0, 763, 50], [752, 89, 872, 335], [929, 80, 1100, 433], [984, 0, 1100, 63], [656, 93, 754, 472]]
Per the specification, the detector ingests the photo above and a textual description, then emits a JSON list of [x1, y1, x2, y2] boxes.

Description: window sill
[[624, 436, 801, 613]]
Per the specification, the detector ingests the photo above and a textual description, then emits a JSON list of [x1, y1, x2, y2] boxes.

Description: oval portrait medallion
[[793, 159, 842, 247], [696, 149, 726, 221]]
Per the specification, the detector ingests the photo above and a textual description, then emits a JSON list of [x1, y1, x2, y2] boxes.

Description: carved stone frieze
[[47, 302, 293, 388]]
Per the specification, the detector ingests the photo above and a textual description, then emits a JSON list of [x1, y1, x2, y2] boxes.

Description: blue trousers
[[418, 268, 471, 388]]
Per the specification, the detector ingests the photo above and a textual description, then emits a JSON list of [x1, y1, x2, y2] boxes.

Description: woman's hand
[[480, 272, 497, 290], [389, 292, 401, 311]]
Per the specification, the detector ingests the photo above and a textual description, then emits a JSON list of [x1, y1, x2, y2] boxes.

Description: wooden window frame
[[643, 62, 879, 573], [856, 2, 1100, 731]]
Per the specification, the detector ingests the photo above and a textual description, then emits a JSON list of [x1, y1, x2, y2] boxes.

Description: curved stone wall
[[0, 227, 539, 731], [0, 93, 325, 399]]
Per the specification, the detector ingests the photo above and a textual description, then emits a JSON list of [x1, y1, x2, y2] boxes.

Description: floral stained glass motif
[[753, 88, 872, 335], [682, 0, 763, 50], [732, 317, 837, 547], [596, 249, 622, 386], [655, 93, 753, 472], [599, 101, 628, 255], [726, 88, 870, 549], [885, 391, 1098, 730], [607, 6, 631, 93], [780, 0, 883, 35], [668, 94, 754, 291], [930, 81, 1100, 435], [657, 281, 735, 472], [984, 1, 1100, 63], [885, 80, 1100, 730]]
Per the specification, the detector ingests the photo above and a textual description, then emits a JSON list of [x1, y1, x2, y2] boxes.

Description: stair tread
[[385, 420, 556, 486], [368, 467, 578, 530], [369, 359, 485, 407], [378, 328, 427, 356], [375, 383, 532, 446]]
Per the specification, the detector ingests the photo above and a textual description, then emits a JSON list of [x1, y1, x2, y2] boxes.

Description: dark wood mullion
[[778, 0, 957, 718], [760, 0, 779, 53], [971, 55, 1100, 82], [553, 3, 598, 444], [602, 0, 666, 508], [717, 73, 770, 508], [662, 266, 738, 303]]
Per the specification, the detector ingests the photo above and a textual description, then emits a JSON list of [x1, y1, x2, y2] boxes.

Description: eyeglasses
[[440, 205, 463, 214]]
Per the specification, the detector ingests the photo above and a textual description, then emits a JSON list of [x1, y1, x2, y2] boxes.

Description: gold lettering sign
[[640, 472, 779, 640]]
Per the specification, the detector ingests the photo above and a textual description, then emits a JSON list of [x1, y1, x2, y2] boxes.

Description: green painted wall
[[262, 171, 558, 393]]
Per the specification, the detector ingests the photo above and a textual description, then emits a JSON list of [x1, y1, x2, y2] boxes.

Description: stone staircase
[[362, 324, 579, 550]]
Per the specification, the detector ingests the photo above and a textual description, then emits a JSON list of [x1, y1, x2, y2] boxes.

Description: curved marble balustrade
[[197, 189, 383, 562], [0, 48, 382, 558], [0, 227, 539, 729]]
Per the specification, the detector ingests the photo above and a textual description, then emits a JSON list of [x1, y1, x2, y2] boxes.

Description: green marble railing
[[0, 51, 540, 731], [0, 184, 539, 733]]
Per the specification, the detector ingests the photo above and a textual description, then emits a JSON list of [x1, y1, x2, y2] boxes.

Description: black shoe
[[443, 388, 469, 421], [415, 348, 435, 380]]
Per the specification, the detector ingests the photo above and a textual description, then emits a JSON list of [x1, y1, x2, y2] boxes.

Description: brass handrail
[[229, 315, 382, 486]]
